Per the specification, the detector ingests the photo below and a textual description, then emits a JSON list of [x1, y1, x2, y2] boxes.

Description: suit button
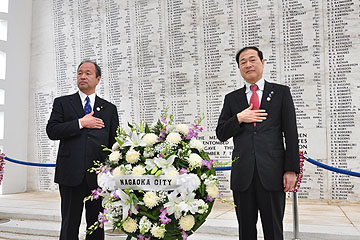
[[254, 131, 257, 134]]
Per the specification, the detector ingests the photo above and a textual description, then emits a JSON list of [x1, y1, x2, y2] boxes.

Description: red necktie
[[250, 84, 259, 126]]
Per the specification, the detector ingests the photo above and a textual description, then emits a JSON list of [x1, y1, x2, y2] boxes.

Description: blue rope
[[3, 155, 360, 178], [4, 156, 56, 167], [306, 157, 360, 178], [214, 158, 360, 178], [214, 166, 232, 171]]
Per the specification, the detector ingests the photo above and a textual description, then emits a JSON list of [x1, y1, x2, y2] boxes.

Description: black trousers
[[232, 167, 285, 240], [59, 177, 104, 240]]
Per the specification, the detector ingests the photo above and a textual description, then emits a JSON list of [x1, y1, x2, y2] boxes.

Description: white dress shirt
[[78, 91, 96, 129], [245, 78, 264, 107]]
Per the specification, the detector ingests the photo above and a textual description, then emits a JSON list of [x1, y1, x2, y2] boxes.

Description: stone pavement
[[0, 192, 359, 240]]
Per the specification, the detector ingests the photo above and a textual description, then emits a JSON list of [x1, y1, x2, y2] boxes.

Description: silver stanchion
[[292, 191, 300, 240]]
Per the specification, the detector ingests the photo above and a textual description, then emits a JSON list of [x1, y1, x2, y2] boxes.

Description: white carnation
[[151, 225, 166, 238], [187, 153, 202, 168], [143, 191, 160, 209], [206, 183, 219, 198], [139, 216, 152, 234], [123, 217, 137, 233], [109, 151, 121, 163], [176, 124, 189, 135], [113, 166, 126, 176], [143, 133, 159, 146], [166, 132, 182, 144], [126, 149, 140, 164], [132, 165, 146, 175], [179, 215, 195, 231], [189, 138, 205, 151]]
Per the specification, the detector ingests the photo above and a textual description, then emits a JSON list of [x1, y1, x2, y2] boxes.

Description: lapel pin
[[267, 91, 275, 101], [96, 107, 101, 111]]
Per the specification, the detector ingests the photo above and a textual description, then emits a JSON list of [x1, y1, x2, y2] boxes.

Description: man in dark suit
[[47, 61, 119, 240], [216, 46, 299, 240]]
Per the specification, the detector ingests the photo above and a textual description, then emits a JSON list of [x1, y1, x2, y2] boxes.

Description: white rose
[[187, 153, 202, 168], [206, 183, 219, 198], [143, 191, 160, 209], [143, 133, 159, 146], [112, 142, 120, 151], [109, 151, 121, 163], [179, 215, 195, 231], [132, 165, 146, 175], [166, 132, 182, 144], [113, 166, 126, 176], [126, 149, 140, 164], [189, 138, 205, 151], [176, 124, 189, 135], [123, 217, 138, 233], [151, 225, 166, 238]]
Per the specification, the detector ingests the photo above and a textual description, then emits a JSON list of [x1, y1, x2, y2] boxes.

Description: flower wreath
[[86, 109, 219, 240]]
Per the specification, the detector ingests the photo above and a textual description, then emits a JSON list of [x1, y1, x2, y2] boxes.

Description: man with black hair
[[216, 47, 299, 240], [47, 61, 119, 240]]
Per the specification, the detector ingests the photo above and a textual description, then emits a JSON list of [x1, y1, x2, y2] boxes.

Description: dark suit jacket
[[46, 92, 119, 189], [216, 81, 299, 192]]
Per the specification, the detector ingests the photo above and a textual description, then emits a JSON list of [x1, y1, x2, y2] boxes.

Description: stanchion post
[[292, 191, 300, 240]]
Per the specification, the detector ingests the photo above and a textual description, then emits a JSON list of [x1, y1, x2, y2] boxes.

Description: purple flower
[[112, 191, 120, 199], [179, 168, 188, 175], [205, 195, 215, 202], [159, 207, 172, 224], [201, 160, 213, 170], [91, 188, 101, 200], [182, 230, 188, 240], [138, 234, 150, 240], [97, 210, 108, 228]]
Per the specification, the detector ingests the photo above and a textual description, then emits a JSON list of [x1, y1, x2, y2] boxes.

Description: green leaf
[[115, 137, 124, 146], [139, 210, 158, 221], [145, 123, 150, 133], [151, 166, 158, 175]]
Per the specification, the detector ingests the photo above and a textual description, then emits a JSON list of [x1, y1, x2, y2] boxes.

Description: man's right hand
[[80, 111, 105, 129], [236, 104, 268, 124]]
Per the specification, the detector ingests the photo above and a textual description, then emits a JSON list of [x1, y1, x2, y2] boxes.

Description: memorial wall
[[28, 0, 360, 201]]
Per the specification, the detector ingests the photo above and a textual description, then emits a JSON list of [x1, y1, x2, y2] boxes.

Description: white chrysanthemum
[[143, 191, 160, 209], [132, 165, 146, 175], [112, 142, 120, 151], [126, 149, 140, 164], [189, 138, 205, 151], [139, 216, 152, 234], [143, 133, 159, 146], [206, 183, 219, 198], [123, 217, 138, 233], [151, 225, 166, 238], [109, 151, 121, 163], [179, 215, 195, 231], [176, 124, 189, 135], [187, 153, 202, 168], [113, 166, 126, 176], [166, 132, 182, 144]]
